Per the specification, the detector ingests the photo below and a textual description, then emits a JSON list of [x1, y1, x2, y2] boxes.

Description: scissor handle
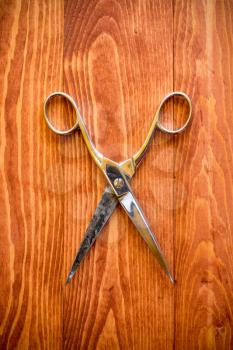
[[133, 92, 192, 166], [44, 92, 82, 135], [156, 92, 192, 134], [44, 91, 103, 165]]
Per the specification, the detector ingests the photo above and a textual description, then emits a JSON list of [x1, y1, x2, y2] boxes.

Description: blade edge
[[66, 186, 118, 284], [119, 191, 174, 283]]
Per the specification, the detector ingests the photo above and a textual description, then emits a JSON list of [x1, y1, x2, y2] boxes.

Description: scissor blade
[[66, 187, 118, 284], [119, 191, 174, 283]]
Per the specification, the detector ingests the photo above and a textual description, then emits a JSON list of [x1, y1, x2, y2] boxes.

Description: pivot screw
[[113, 178, 124, 189]]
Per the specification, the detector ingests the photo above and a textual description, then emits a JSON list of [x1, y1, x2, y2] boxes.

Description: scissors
[[44, 91, 192, 284]]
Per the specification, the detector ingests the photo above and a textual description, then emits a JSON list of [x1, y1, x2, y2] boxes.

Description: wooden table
[[0, 1, 233, 349]]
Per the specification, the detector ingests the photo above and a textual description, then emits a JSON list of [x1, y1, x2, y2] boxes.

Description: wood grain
[[0, 0, 64, 348], [63, 1, 174, 349], [0, 0, 233, 349], [174, 1, 233, 349]]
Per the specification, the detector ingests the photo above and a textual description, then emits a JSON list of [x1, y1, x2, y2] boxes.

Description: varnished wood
[[0, 0, 64, 348], [0, 0, 233, 349], [63, 1, 174, 349], [174, 1, 233, 349]]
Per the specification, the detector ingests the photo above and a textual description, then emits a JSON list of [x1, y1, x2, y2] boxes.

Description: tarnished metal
[[44, 90, 192, 284], [113, 178, 125, 189], [66, 186, 118, 284]]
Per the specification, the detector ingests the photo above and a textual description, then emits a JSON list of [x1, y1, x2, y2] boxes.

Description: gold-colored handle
[[44, 92, 103, 166], [133, 92, 192, 167], [156, 92, 192, 134], [44, 92, 80, 135]]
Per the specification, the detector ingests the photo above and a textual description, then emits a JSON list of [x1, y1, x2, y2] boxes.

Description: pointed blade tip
[[65, 273, 73, 286], [168, 272, 175, 284]]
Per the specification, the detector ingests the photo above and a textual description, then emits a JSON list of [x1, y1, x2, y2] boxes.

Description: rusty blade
[[66, 186, 118, 284]]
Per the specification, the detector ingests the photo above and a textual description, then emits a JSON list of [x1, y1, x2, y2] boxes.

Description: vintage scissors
[[44, 91, 192, 284]]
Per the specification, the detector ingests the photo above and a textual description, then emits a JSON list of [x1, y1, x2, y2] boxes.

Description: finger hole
[[157, 93, 192, 134], [44, 93, 79, 135]]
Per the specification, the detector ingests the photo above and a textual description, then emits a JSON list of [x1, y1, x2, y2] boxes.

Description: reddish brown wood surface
[[63, 1, 174, 349], [0, 0, 64, 348], [174, 1, 233, 349], [0, 0, 233, 349]]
